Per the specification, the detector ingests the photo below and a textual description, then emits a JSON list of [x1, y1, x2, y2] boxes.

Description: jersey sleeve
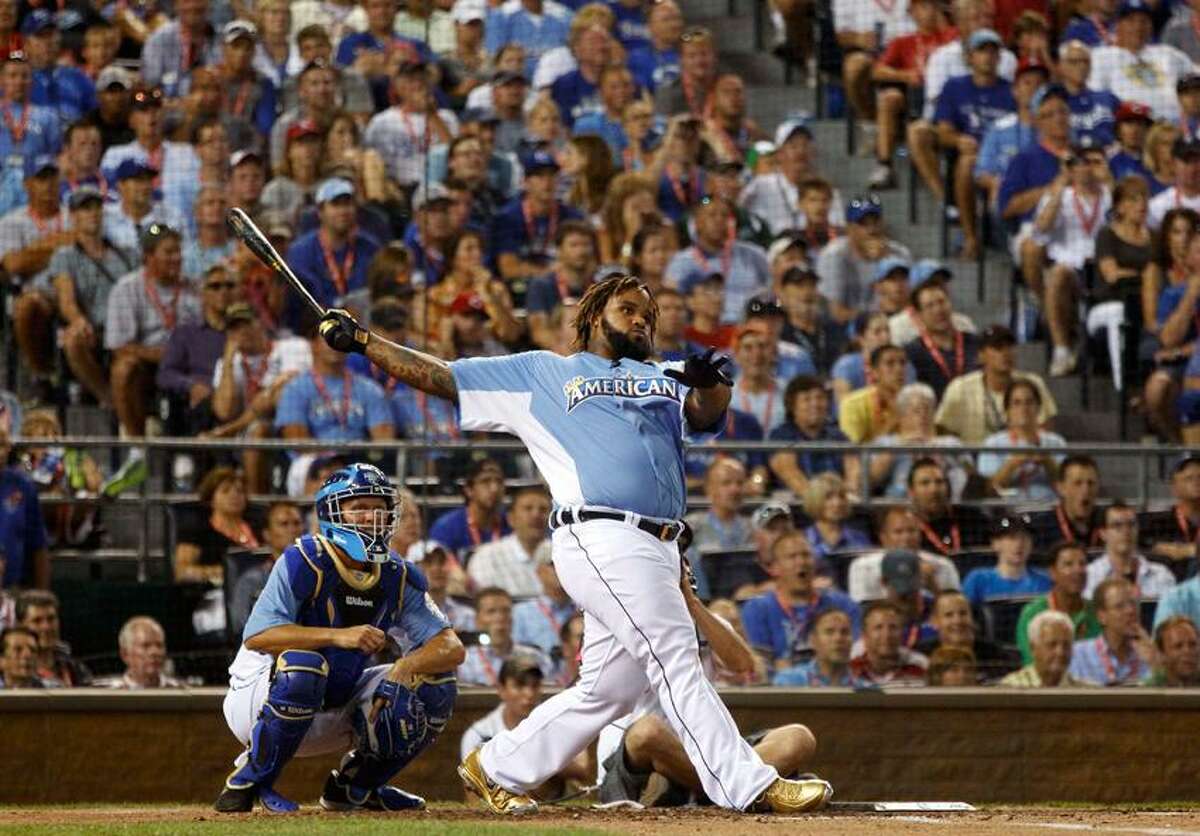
[[396, 563, 453, 651], [449, 353, 540, 434], [241, 551, 308, 641]]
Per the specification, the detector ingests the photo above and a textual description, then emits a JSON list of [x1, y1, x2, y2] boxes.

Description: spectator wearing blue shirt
[[1060, 0, 1113, 46], [608, 0, 650, 51], [974, 55, 1047, 212], [666, 198, 769, 323], [0, 51, 63, 217], [961, 517, 1053, 607], [1000, 83, 1072, 282], [403, 184, 456, 287], [1108, 101, 1159, 189], [485, 0, 573, 78], [213, 20, 280, 144], [1059, 40, 1119, 149], [802, 473, 872, 569], [767, 376, 856, 497], [491, 151, 583, 280], [0, 426, 49, 589], [283, 178, 381, 329], [572, 65, 636, 163], [512, 552, 577, 655], [428, 458, 511, 560], [742, 531, 862, 671], [933, 29, 1016, 258], [1069, 577, 1153, 685], [1180, 345, 1200, 446], [738, 297, 816, 382], [772, 608, 859, 686], [550, 24, 613, 128], [625, 0, 682, 92], [526, 220, 598, 348], [23, 12, 97, 124], [335, 0, 430, 74]]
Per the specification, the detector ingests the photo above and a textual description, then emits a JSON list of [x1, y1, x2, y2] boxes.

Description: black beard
[[601, 318, 652, 362]]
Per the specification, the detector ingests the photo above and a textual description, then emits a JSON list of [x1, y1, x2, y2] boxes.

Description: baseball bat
[[226, 207, 326, 318]]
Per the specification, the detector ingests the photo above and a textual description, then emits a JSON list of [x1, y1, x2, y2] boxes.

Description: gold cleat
[[457, 748, 539, 815], [750, 776, 834, 813]]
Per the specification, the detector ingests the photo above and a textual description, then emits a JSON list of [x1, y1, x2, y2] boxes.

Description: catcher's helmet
[[314, 463, 398, 563]]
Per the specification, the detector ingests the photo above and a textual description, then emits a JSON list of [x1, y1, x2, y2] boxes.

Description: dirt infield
[[4, 804, 1200, 835]]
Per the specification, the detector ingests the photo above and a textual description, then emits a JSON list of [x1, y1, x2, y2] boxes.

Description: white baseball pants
[[478, 518, 778, 810]]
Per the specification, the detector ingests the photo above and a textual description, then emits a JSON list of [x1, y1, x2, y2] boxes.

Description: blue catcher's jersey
[[243, 534, 451, 708]]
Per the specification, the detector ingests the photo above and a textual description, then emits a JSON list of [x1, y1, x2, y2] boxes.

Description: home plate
[[830, 801, 977, 813]]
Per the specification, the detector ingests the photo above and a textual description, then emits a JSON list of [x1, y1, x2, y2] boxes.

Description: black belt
[[549, 507, 684, 542]]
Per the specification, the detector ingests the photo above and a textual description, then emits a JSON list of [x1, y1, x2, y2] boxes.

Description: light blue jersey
[[450, 351, 716, 520]]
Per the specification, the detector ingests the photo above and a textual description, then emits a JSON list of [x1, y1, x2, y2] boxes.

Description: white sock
[[1052, 346, 1072, 363]]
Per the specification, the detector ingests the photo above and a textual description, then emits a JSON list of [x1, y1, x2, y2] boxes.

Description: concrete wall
[[3, 688, 1199, 805]]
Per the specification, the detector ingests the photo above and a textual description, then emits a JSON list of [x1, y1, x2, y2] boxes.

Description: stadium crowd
[[0, 0, 1199, 694]]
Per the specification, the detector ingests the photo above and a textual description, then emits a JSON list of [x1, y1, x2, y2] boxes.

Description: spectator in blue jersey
[[550, 24, 613, 129], [975, 55, 1047, 215], [527, 220, 599, 349], [572, 64, 637, 163], [284, 178, 381, 328], [335, 0, 428, 78], [626, 0, 682, 92], [1109, 101, 1156, 186], [0, 48, 62, 217], [428, 458, 511, 559], [999, 83, 1071, 282], [1061, 0, 1116, 46], [961, 516, 1053, 607], [773, 609, 858, 686], [492, 151, 583, 281], [485, 0, 572, 78], [609, 0, 650, 50], [0, 425, 49, 590], [742, 531, 861, 671], [23, 11, 95, 124], [767, 375, 856, 497], [666, 197, 770, 323], [1056, 41, 1118, 151], [802, 473, 871, 565], [933, 28, 1016, 258]]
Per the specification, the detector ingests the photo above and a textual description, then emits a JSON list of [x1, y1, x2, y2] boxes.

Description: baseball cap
[[1115, 101, 1154, 123], [315, 177, 355, 205], [223, 19, 258, 43], [461, 107, 500, 125], [966, 28, 1002, 50], [1016, 55, 1050, 78], [451, 291, 488, 318], [229, 148, 264, 169], [522, 150, 560, 175], [909, 258, 952, 286], [413, 182, 453, 210], [881, 550, 921, 597], [96, 65, 134, 91], [991, 514, 1032, 540], [873, 256, 911, 284], [1117, 0, 1152, 17], [20, 9, 57, 35], [1179, 74, 1200, 93], [286, 118, 322, 143], [1173, 135, 1200, 159], [773, 117, 811, 147], [498, 654, 544, 684], [131, 87, 164, 110], [846, 194, 882, 224], [745, 296, 785, 319], [139, 222, 179, 250], [680, 271, 724, 295], [751, 502, 792, 531], [766, 234, 804, 264], [24, 154, 57, 178], [1030, 83, 1069, 114], [114, 158, 158, 181], [452, 0, 487, 23], [493, 68, 528, 86], [979, 323, 1016, 348], [405, 539, 450, 563], [223, 302, 257, 327], [68, 184, 104, 210]]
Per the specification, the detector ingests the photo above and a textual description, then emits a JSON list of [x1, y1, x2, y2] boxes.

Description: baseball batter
[[318, 274, 832, 814], [214, 463, 464, 813]]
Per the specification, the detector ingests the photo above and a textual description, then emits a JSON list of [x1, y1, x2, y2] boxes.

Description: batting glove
[[319, 309, 369, 354], [664, 348, 733, 389]]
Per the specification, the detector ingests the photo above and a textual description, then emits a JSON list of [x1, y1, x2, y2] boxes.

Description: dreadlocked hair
[[573, 272, 658, 351]]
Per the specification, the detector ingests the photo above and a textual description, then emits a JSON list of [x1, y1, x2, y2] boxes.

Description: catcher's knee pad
[[360, 678, 428, 762], [228, 650, 329, 791], [415, 676, 457, 738]]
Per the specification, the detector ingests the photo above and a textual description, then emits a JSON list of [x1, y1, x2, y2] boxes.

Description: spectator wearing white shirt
[[364, 60, 458, 188], [1089, 0, 1195, 122], [834, 0, 915, 131], [847, 507, 961, 603], [1084, 503, 1178, 600], [729, 324, 789, 434], [467, 485, 553, 599], [738, 118, 847, 236], [1148, 134, 1200, 230]]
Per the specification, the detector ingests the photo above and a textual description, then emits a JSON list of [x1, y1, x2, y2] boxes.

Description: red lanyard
[[522, 199, 558, 252], [466, 512, 500, 546], [554, 268, 579, 303], [868, 387, 890, 433], [240, 346, 271, 401], [903, 621, 919, 648], [1095, 637, 1118, 683], [872, 0, 896, 14], [1072, 189, 1103, 237], [917, 515, 960, 555], [143, 273, 182, 330], [681, 75, 712, 117], [2, 102, 29, 142], [29, 208, 61, 236], [691, 240, 732, 281], [667, 164, 701, 208], [1094, 14, 1113, 44], [1175, 505, 1199, 542], [227, 79, 252, 118], [1056, 504, 1101, 546], [775, 589, 819, 649], [535, 599, 563, 635], [210, 514, 260, 548], [475, 646, 498, 685], [917, 325, 965, 382], [740, 382, 777, 429], [398, 108, 429, 153], [415, 391, 459, 438], [318, 230, 355, 296], [310, 369, 352, 427]]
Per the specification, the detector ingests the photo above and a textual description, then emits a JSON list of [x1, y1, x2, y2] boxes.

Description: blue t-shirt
[[450, 351, 718, 520], [766, 422, 847, 479], [741, 588, 861, 665], [1157, 282, 1200, 344], [773, 658, 859, 687], [657, 168, 706, 222], [998, 142, 1063, 224], [608, 0, 650, 50], [975, 114, 1036, 179], [31, 66, 97, 123], [572, 110, 628, 163], [1069, 89, 1119, 148], [484, 4, 571, 76], [525, 271, 591, 314], [961, 567, 1053, 607], [626, 44, 679, 92], [401, 222, 447, 286], [684, 406, 766, 478], [428, 506, 511, 558], [550, 69, 602, 128], [490, 196, 583, 268], [0, 467, 47, 587], [284, 229, 381, 327], [334, 31, 431, 67], [803, 522, 871, 563], [275, 370, 393, 441], [933, 75, 1016, 142], [1109, 151, 1168, 196], [244, 534, 449, 707]]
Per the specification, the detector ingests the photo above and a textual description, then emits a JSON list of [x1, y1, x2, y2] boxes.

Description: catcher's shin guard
[[225, 650, 328, 795]]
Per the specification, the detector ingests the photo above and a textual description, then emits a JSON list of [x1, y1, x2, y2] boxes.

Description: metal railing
[[9, 435, 1188, 579]]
